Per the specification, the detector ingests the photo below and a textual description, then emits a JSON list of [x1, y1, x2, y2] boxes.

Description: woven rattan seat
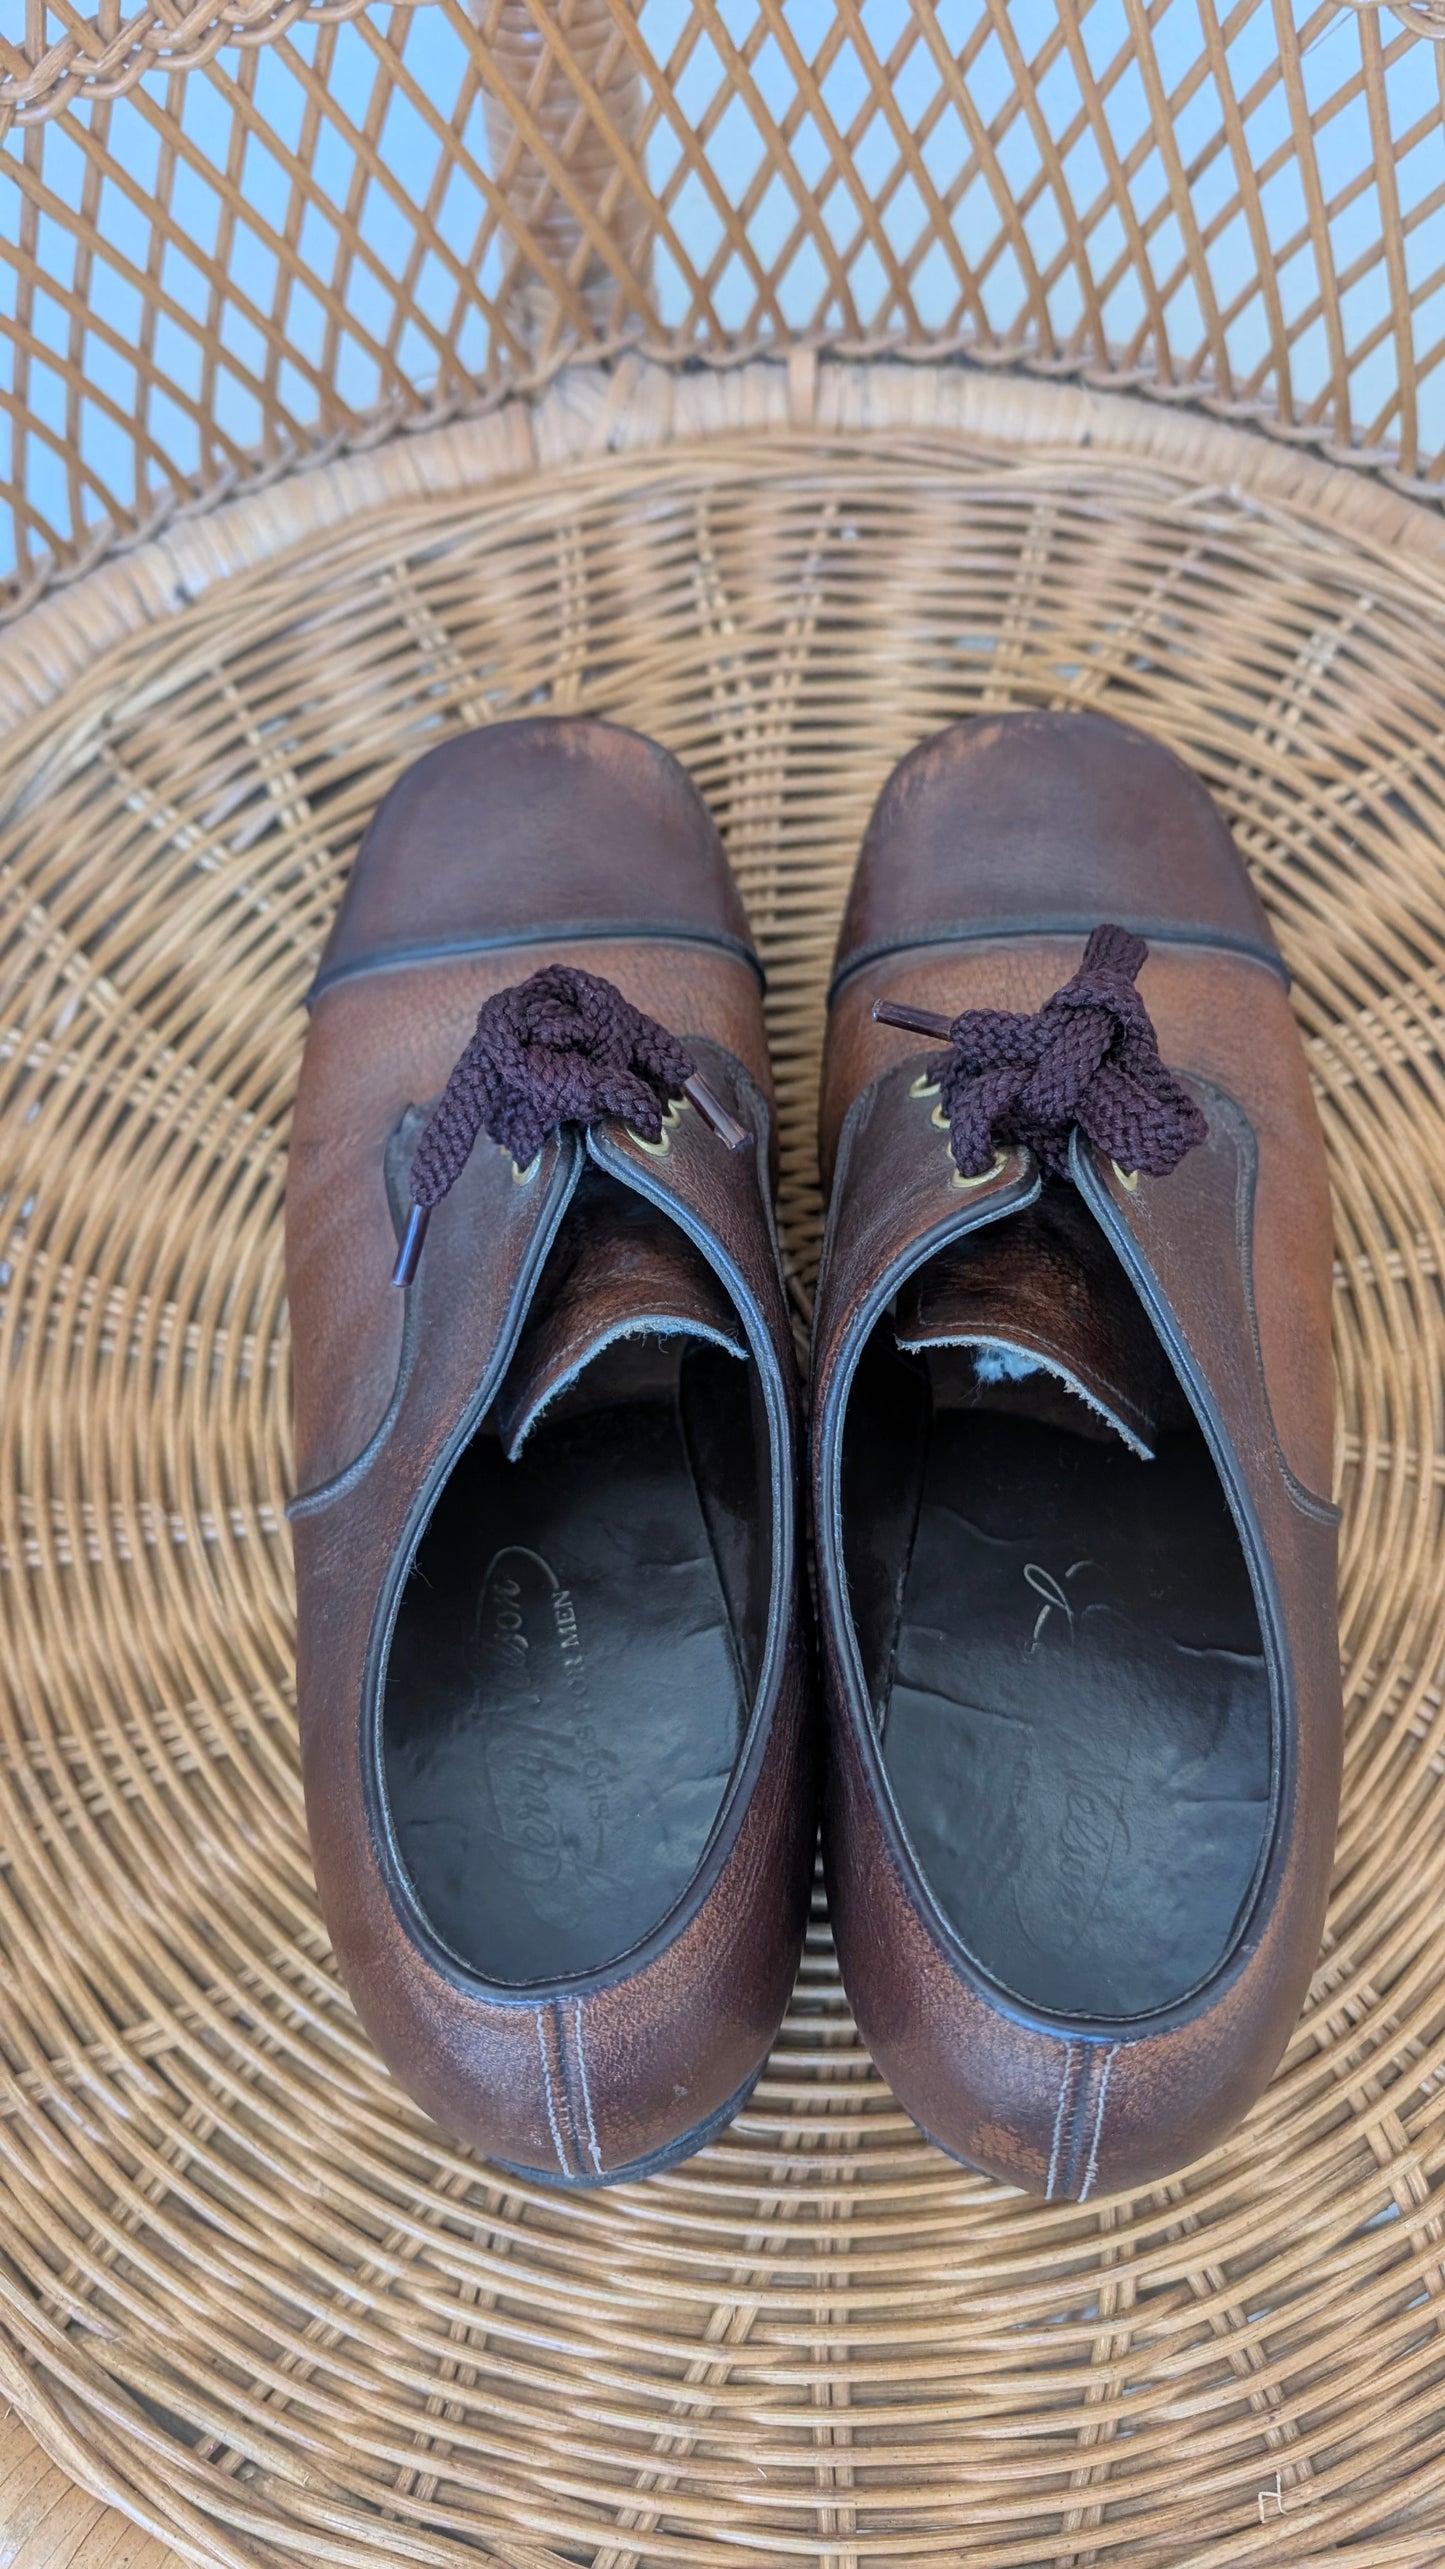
[[0, 359, 1443, 2561]]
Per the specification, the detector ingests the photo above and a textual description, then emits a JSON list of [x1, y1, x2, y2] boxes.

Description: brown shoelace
[[393, 964, 747, 1286], [874, 924, 1207, 1183]]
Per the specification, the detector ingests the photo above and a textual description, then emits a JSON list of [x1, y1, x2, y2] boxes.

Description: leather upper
[[813, 711, 1342, 2199], [287, 719, 813, 2179]]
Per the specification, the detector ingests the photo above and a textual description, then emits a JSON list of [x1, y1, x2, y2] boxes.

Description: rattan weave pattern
[[1, 366, 1444, 2565]]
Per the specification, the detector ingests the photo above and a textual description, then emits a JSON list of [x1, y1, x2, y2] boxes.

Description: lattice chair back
[[1, 0, 1442, 612]]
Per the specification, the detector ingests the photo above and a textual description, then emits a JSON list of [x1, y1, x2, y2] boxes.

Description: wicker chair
[[1, 5, 1444, 2561]]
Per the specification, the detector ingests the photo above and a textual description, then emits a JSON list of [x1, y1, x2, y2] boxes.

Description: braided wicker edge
[[3, 355, 1444, 748]]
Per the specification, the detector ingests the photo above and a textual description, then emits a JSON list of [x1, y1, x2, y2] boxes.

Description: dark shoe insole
[[882, 1411, 1270, 2020], [383, 1398, 744, 1983]]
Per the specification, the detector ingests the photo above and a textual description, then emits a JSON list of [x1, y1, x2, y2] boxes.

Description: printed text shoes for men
[[287, 718, 812, 2183], [811, 710, 1342, 2200]]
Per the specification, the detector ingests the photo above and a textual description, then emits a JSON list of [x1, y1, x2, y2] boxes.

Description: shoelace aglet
[[391, 1202, 430, 1289], [683, 1073, 750, 1152], [871, 998, 954, 1042]]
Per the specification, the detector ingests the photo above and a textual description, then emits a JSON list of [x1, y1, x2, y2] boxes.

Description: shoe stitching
[[1078, 2044, 1119, 2204], [1058, 2046, 1098, 2201], [534, 2009, 570, 2178], [1046, 2044, 1081, 2201], [573, 2000, 604, 2177]]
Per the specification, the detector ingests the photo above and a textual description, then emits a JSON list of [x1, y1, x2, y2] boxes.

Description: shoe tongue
[[494, 1173, 745, 1458], [894, 1181, 1169, 1458]]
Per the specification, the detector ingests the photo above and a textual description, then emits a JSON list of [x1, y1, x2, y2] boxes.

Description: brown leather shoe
[[287, 717, 812, 2184], [812, 710, 1341, 2199]]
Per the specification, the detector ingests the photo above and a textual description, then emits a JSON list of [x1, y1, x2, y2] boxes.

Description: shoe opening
[[381, 1171, 771, 1984], [840, 1178, 1271, 2022]]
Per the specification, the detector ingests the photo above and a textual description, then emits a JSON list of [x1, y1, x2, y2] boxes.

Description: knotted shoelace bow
[[392, 963, 747, 1286], [873, 924, 1207, 1183]]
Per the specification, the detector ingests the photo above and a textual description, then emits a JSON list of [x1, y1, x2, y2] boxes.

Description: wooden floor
[[0, 2411, 188, 2568]]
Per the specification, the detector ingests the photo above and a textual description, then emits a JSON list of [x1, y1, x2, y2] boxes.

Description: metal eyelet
[[1111, 1161, 1140, 1193], [929, 1102, 951, 1131], [512, 1152, 541, 1185], [909, 1072, 941, 1100], [951, 1149, 1010, 1192], [629, 1094, 687, 1154]]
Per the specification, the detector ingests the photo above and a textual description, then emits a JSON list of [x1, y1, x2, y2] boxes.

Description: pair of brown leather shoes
[[287, 710, 1341, 2199]]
